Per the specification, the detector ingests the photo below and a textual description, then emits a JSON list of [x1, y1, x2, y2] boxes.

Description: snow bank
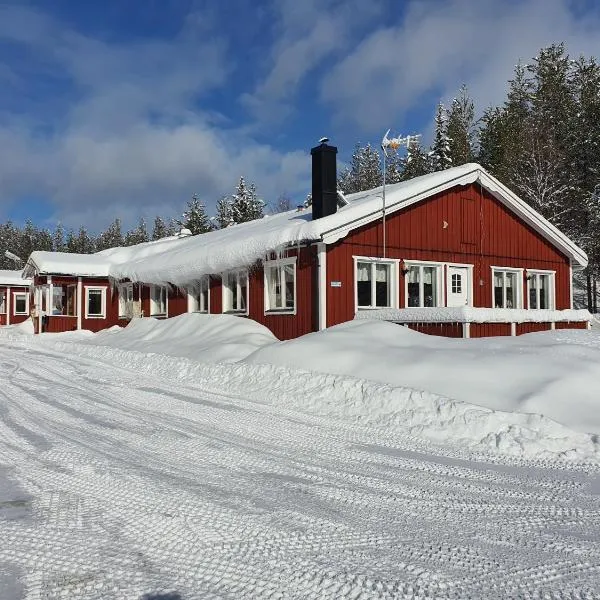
[[84, 313, 278, 363], [0, 319, 34, 338], [356, 306, 592, 323], [35, 315, 600, 462], [245, 320, 600, 436]]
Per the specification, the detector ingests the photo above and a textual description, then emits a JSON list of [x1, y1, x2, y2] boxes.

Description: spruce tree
[[97, 219, 123, 251], [152, 216, 169, 240], [400, 140, 431, 181], [178, 194, 212, 234], [430, 103, 452, 171], [214, 196, 234, 228], [337, 143, 383, 193], [53, 223, 66, 252], [447, 84, 476, 166], [230, 177, 264, 224], [125, 218, 149, 246]]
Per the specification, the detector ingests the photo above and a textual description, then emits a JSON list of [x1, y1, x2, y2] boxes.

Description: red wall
[[471, 323, 512, 338], [326, 183, 572, 327], [0, 285, 31, 326]]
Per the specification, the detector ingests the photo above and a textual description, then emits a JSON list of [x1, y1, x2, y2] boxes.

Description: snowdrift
[[85, 313, 277, 363], [244, 320, 600, 436], [37, 316, 600, 462]]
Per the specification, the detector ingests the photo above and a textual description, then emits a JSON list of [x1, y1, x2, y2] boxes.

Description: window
[[406, 264, 441, 307], [118, 283, 134, 318], [52, 284, 77, 316], [188, 277, 210, 313], [13, 292, 28, 315], [0, 291, 5, 314], [451, 273, 462, 294], [223, 270, 248, 313], [527, 271, 555, 310], [85, 287, 106, 318], [356, 259, 396, 309], [265, 258, 296, 313], [150, 285, 167, 316], [492, 268, 522, 309]]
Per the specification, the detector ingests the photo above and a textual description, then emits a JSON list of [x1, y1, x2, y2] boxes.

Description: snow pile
[[39, 315, 600, 461], [85, 313, 277, 363], [0, 319, 34, 338], [356, 306, 592, 323], [245, 320, 600, 435]]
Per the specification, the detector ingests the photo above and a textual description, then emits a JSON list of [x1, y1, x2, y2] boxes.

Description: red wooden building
[[22, 142, 591, 338], [0, 270, 32, 327]]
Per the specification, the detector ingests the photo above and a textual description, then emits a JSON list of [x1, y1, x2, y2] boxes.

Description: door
[[447, 266, 470, 307]]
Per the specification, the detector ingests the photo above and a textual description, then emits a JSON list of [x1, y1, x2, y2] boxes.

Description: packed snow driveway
[[0, 338, 599, 599]]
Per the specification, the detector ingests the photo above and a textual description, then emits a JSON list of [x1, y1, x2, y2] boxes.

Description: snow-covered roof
[[24, 232, 190, 278], [0, 269, 31, 286], [113, 163, 588, 286]]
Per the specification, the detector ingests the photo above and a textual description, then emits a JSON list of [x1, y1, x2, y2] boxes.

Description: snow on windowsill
[[355, 307, 592, 324]]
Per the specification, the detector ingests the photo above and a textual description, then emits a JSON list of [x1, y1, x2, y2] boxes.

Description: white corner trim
[[84, 285, 106, 319], [569, 260, 574, 310], [77, 277, 82, 329], [317, 243, 326, 330], [6, 286, 10, 325]]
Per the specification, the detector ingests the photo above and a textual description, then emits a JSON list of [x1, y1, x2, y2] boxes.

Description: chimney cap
[[319, 136, 329, 144]]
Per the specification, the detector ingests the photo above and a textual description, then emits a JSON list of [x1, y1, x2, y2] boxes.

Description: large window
[[493, 268, 522, 308], [188, 277, 210, 313], [223, 270, 248, 313], [355, 259, 396, 309], [13, 292, 28, 315], [528, 271, 555, 309], [150, 285, 167, 316], [85, 287, 106, 319], [52, 284, 77, 316], [264, 258, 295, 313], [0, 291, 5, 314], [118, 283, 134, 318], [406, 263, 441, 307]]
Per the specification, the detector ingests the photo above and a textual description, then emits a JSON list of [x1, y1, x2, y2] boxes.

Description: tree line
[[0, 176, 266, 270], [337, 44, 600, 311]]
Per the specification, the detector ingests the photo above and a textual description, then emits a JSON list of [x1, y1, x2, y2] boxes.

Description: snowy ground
[[1, 318, 600, 598]]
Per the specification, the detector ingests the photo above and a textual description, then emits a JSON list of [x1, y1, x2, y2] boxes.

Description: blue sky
[[1, 0, 600, 232]]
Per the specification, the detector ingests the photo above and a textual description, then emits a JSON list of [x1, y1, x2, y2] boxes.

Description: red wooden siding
[[516, 323, 551, 335], [406, 322, 463, 337], [209, 276, 222, 314], [470, 323, 512, 338], [555, 321, 588, 330], [326, 183, 572, 327], [168, 288, 188, 318], [0, 285, 31, 326]]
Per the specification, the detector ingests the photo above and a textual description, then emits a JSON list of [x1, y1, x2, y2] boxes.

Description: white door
[[447, 266, 470, 307]]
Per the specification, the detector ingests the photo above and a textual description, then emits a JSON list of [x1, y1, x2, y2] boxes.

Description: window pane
[[200, 281, 209, 312], [505, 272, 516, 308], [67, 286, 77, 316], [451, 273, 462, 294], [267, 266, 281, 309], [15, 295, 26, 314], [375, 264, 390, 307], [407, 267, 420, 307], [284, 264, 294, 309], [529, 276, 538, 309], [88, 290, 102, 316], [52, 287, 64, 315], [357, 262, 372, 307], [423, 267, 437, 307], [239, 273, 247, 311], [0, 291, 5, 313], [539, 274, 549, 309]]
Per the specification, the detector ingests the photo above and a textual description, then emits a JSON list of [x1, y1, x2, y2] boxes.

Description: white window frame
[[403, 260, 444, 308], [150, 285, 168, 316], [445, 262, 474, 307], [353, 256, 399, 312], [84, 286, 106, 319], [187, 277, 210, 313], [12, 291, 29, 316], [264, 257, 297, 315], [526, 269, 555, 310], [491, 267, 524, 309], [0, 290, 6, 314], [118, 282, 134, 319], [222, 270, 249, 315]]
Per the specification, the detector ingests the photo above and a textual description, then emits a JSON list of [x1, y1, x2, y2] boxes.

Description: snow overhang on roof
[[0, 269, 32, 286], [24, 251, 111, 278]]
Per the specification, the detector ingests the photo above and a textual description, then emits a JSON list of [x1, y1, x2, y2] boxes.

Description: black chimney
[[311, 140, 337, 220]]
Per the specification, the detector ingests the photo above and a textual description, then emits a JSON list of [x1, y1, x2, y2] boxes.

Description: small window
[[0, 291, 6, 314], [223, 270, 248, 313], [451, 273, 462, 294], [13, 292, 28, 315], [188, 277, 210, 313], [85, 287, 106, 318], [52, 284, 77, 316], [528, 271, 554, 310], [150, 285, 167, 316], [356, 259, 395, 309], [118, 283, 134, 318], [265, 259, 296, 313], [493, 269, 522, 309], [406, 264, 441, 307]]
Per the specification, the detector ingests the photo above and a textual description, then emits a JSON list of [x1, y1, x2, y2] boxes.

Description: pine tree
[[178, 194, 212, 234], [430, 103, 452, 171], [337, 143, 383, 193], [230, 178, 264, 224], [152, 216, 169, 240], [96, 218, 123, 251], [214, 196, 233, 228], [53, 223, 66, 252], [271, 194, 292, 213], [400, 140, 431, 181], [125, 218, 149, 246], [447, 84, 476, 166]]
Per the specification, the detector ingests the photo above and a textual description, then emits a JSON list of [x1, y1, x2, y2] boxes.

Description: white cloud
[[321, 0, 600, 135]]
